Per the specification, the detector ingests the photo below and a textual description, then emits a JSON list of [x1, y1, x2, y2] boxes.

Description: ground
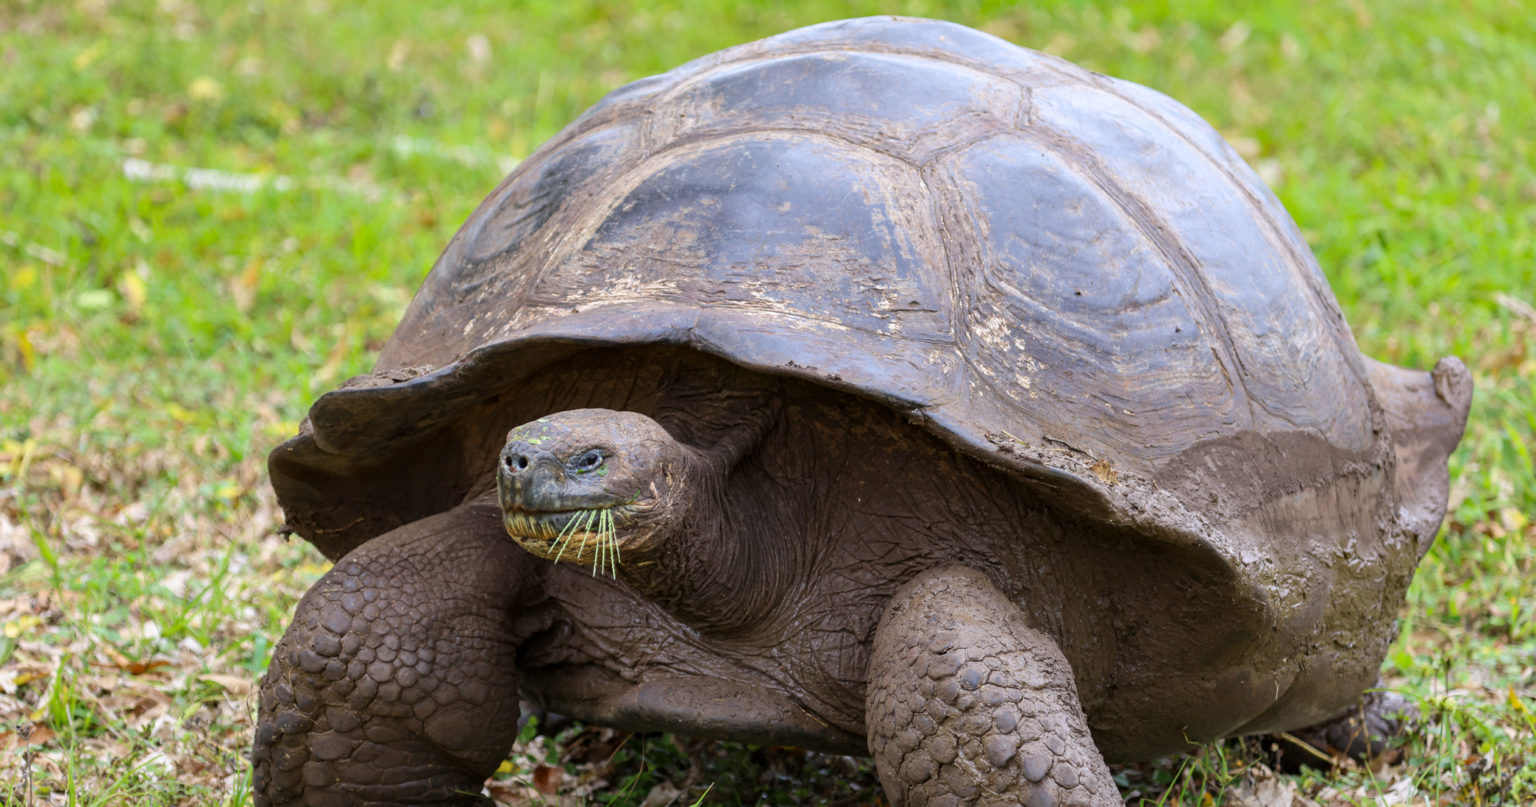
[[1, 0, 1533, 804]]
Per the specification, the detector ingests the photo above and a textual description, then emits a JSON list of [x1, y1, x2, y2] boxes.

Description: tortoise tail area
[[1366, 355, 1473, 558]]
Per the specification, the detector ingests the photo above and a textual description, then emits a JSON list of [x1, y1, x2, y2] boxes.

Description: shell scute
[[550, 136, 950, 341], [936, 134, 1239, 462], [1026, 82, 1373, 449]]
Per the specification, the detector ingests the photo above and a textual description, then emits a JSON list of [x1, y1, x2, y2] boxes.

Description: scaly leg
[[254, 502, 532, 806], [866, 567, 1118, 807]]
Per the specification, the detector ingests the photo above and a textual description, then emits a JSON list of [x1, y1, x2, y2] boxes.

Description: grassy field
[[2, 0, 1533, 804]]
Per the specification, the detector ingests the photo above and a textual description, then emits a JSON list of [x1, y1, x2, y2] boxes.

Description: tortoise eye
[[574, 450, 605, 472]]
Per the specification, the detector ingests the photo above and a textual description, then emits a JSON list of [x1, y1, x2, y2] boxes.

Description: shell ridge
[[663, 126, 925, 171], [645, 30, 1051, 111], [915, 151, 1026, 442]]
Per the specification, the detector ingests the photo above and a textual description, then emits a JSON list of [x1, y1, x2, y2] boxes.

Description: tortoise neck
[[619, 421, 788, 635]]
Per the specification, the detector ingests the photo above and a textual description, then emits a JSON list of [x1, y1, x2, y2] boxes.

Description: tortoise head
[[497, 409, 697, 574]]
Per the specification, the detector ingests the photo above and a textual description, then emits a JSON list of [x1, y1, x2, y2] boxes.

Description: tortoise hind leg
[[254, 502, 533, 806], [866, 567, 1119, 807], [1271, 688, 1415, 771]]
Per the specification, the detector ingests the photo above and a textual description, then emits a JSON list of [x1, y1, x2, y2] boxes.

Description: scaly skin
[[867, 567, 1118, 807], [254, 503, 530, 806]]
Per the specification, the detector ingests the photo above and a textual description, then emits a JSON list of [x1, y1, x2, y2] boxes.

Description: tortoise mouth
[[501, 504, 636, 577]]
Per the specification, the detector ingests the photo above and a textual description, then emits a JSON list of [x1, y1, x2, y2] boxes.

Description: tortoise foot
[[866, 567, 1119, 807], [1273, 689, 1416, 771], [254, 504, 528, 806]]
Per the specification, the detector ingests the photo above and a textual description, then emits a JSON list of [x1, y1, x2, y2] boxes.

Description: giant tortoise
[[254, 17, 1472, 806]]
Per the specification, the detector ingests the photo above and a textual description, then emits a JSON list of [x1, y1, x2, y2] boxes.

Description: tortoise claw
[[1268, 689, 1416, 772]]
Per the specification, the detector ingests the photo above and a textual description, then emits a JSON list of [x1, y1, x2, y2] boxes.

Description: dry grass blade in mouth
[[594, 506, 620, 579], [610, 508, 621, 577], [582, 507, 616, 579], [549, 509, 587, 564], [578, 508, 598, 563], [542, 507, 622, 579]]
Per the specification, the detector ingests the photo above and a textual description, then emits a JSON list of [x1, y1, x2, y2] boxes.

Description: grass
[[1, 0, 1532, 803]]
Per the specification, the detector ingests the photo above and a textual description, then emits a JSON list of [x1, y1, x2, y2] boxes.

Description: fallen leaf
[[640, 781, 682, 807], [13, 670, 49, 687], [0, 723, 56, 749], [1090, 459, 1118, 485], [484, 777, 531, 806], [121, 657, 171, 676], [532, 763, 561, 795], [72, 41, 106, 71], [3, 615, 43, 639], [1219, 21, 1252, 52], [200, 673, 253, 696], [465, 34, 492, 66], [188, 76, 224, 101], [119, 268, 147, 317], [114, 658, 172, 676]]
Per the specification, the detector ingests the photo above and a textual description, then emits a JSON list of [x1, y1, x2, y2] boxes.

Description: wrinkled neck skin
[[619, 415, 786, 636]]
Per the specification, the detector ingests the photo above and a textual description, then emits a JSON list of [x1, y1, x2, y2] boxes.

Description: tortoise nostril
[[504, 454, 532, 473]]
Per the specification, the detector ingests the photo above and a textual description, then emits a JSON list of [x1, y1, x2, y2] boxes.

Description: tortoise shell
[[272, 17, 1386, 598]]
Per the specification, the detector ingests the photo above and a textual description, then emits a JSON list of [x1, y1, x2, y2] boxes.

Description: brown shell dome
[[271, 17, 1383, 577]]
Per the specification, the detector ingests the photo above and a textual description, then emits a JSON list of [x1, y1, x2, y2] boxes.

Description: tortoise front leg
[[254, 502, 534, 806], [866, 567, 1119, 807]]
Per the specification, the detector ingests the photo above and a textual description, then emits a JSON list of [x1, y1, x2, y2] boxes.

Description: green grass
[[2, 0, 1533, 803]]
